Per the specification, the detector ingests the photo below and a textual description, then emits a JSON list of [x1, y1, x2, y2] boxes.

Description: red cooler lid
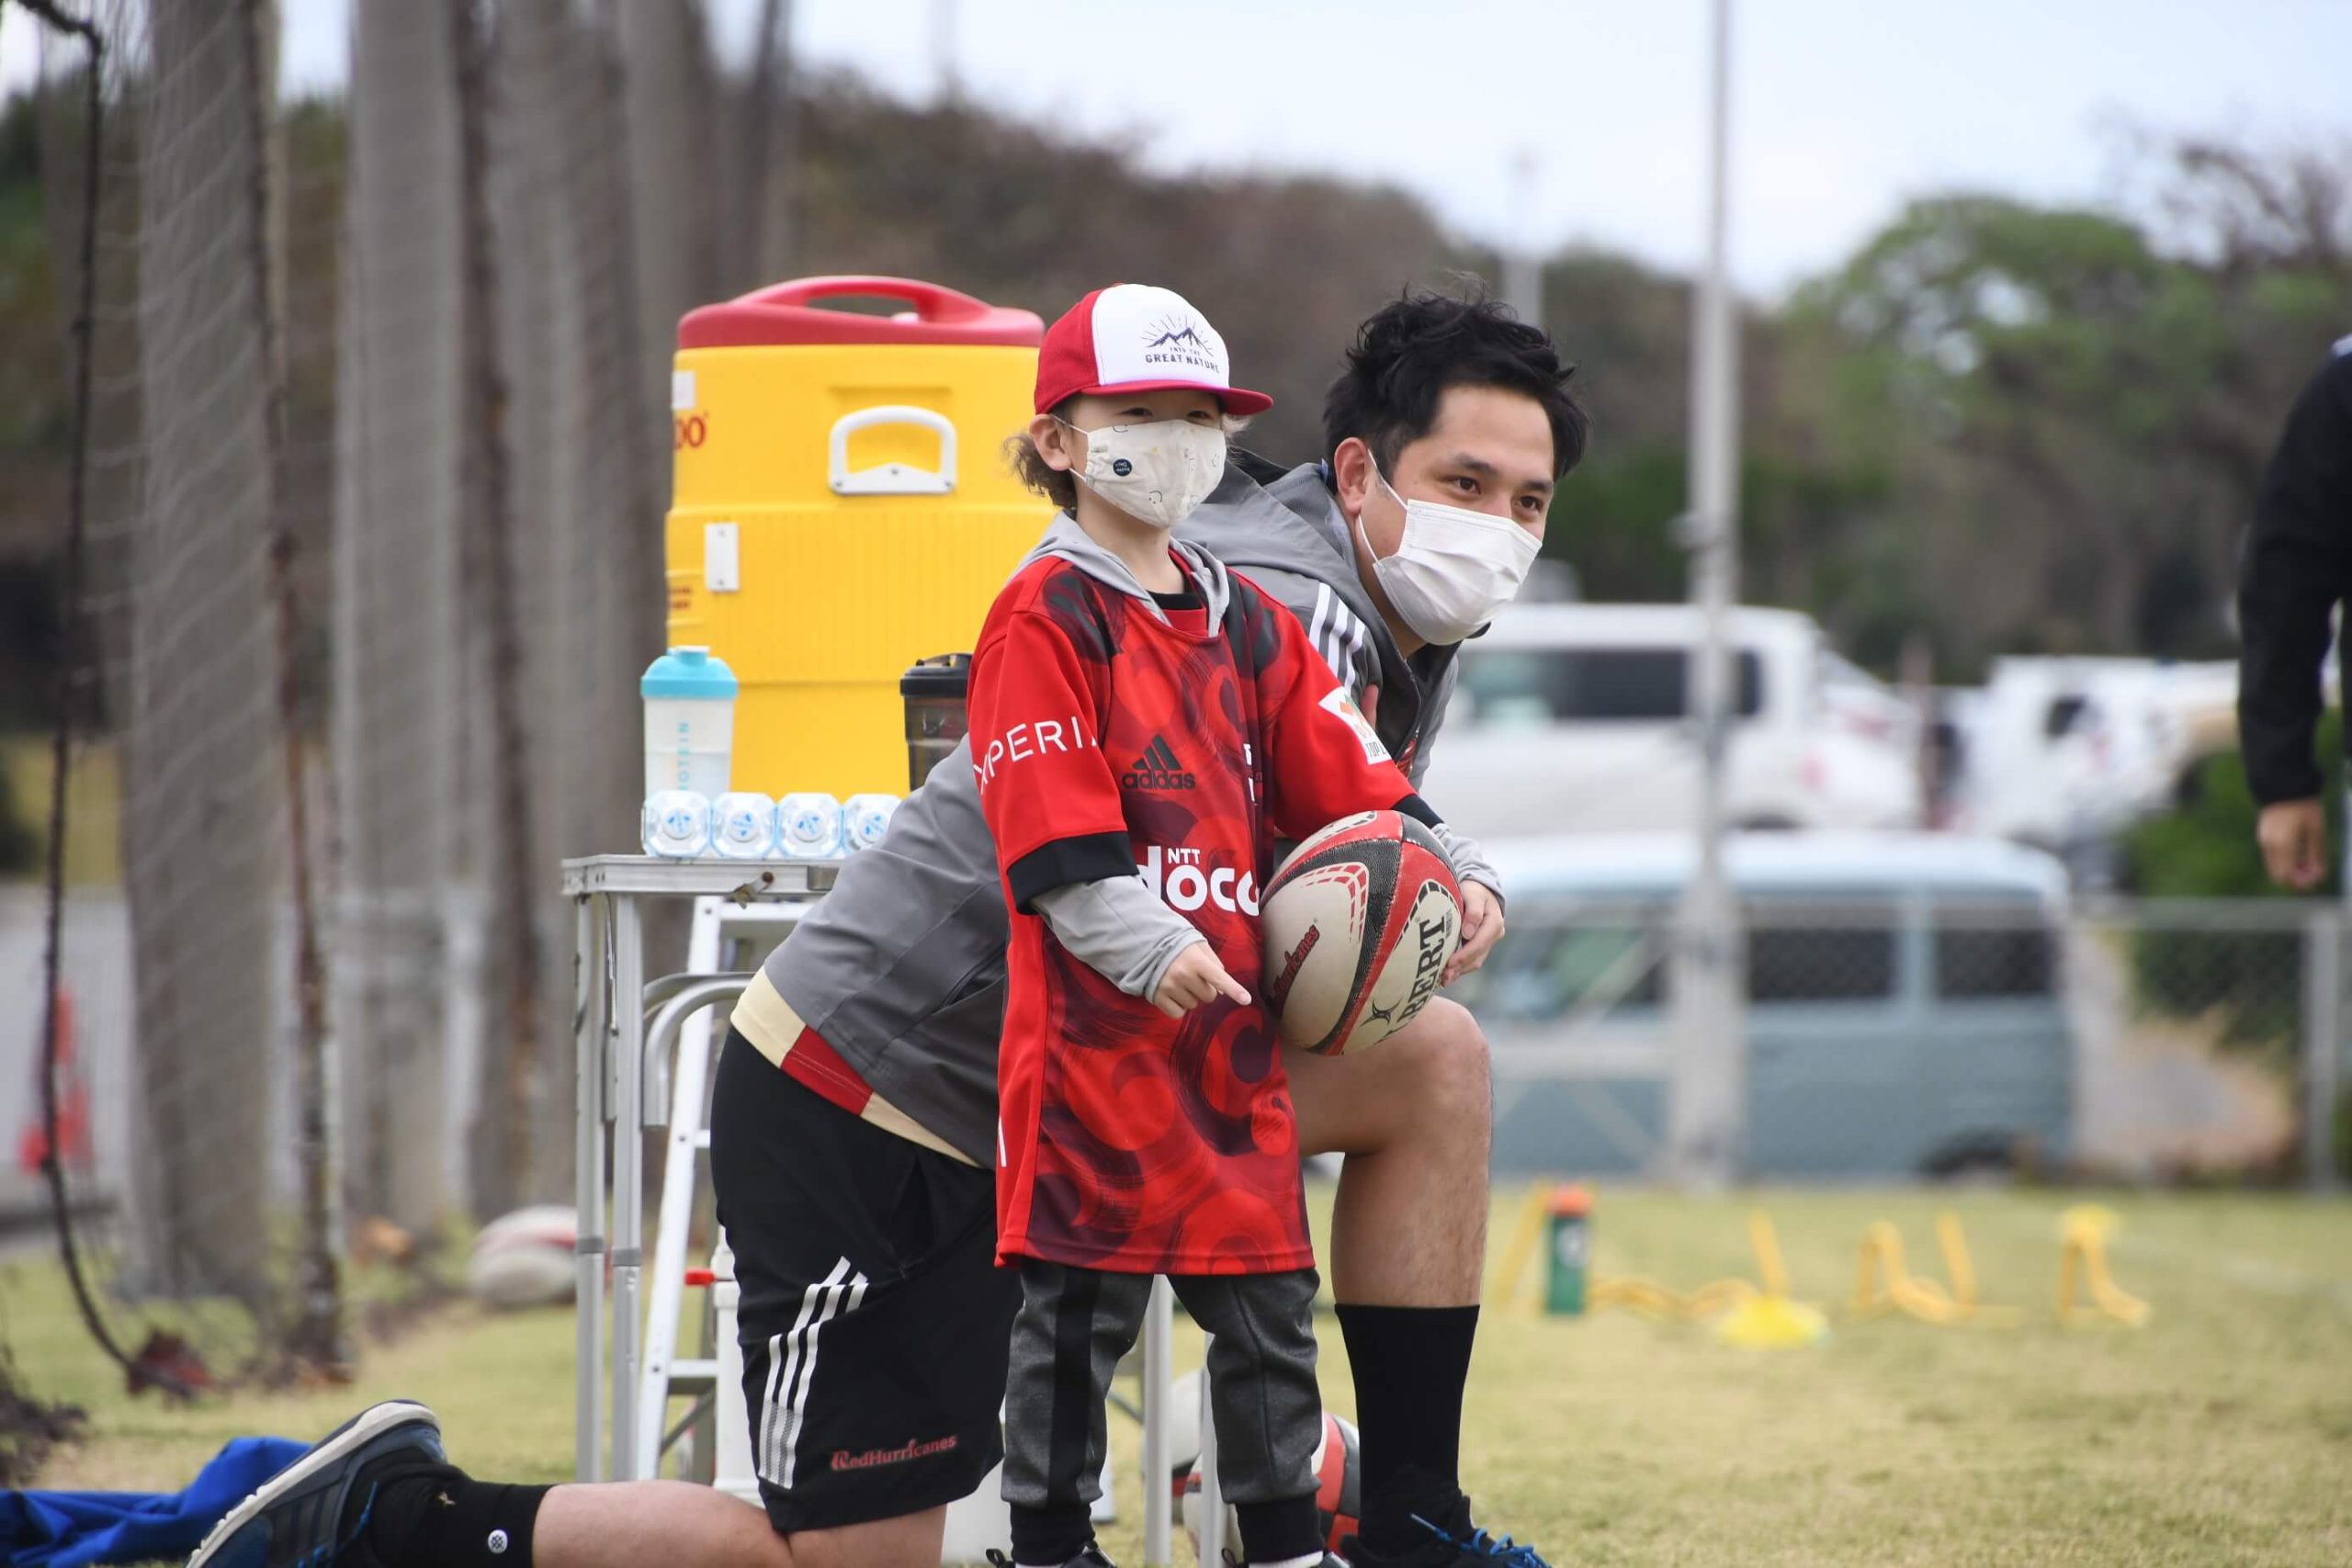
[[679, 275, 1045, 350]]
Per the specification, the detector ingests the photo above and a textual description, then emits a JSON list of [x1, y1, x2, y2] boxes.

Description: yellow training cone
[[1714, 1292, 1830, 1348], [2056, 1206, 2151, 1327]]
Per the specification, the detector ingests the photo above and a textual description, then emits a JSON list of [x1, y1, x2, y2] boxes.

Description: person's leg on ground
[[197, 1028, 1014, 1568], [1285, 998, 1496, 1557], [183, 1394, 943, 1568], [1001, 1259, 1154, 1567], [1172, 1269, 1327, 1568]]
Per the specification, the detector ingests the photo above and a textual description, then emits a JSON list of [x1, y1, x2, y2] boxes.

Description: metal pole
[[1668, 0, 1747, 1189], [1502, 149, 1543, 330], [931, 0, 958, 102], [2305, 908, 2343, 1192], [610, 894, 647, 1481], [635, 976, 753, 1481], [1194, 1342, 1226, 1558], [574, 897, 605, 1480], [1140, 1278, 1173, 1568]]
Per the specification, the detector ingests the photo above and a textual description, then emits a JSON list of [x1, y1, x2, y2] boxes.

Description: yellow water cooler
[[665, 275, 1050, 797]]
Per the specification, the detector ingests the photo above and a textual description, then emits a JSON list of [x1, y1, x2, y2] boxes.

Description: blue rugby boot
[[187, 1399, 442, 1567], [1340, 1481, 1556, 1568]]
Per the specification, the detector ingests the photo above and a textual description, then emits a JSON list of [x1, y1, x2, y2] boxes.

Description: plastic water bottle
[[844, 793, 900, 852], [642, 791, 712, 859], [641, 647, 738, 800], [777, 793, 844, 859], [710, 793, 779, 860], [1545, 1185, 1593, 1315]]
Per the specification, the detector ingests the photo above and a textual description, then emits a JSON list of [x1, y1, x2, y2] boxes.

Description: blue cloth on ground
[[2, 1435, 306, 1567]]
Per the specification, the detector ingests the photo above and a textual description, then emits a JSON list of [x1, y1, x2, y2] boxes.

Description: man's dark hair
[[1323, 288, 1589, 479]]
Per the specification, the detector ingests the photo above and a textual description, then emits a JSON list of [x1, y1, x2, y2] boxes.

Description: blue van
[[1454, 833, 2074, 1179]]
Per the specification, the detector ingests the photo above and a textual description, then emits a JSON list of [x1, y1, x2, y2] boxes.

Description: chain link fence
[[16, 0, 767, 1388], [1467, 894, 2348, 1188]]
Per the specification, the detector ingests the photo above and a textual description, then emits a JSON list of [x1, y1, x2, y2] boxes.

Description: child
[[972, 283, 1451, 1568]]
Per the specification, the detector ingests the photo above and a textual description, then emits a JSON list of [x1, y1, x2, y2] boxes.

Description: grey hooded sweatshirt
[[753, 455, 1499, 1166]]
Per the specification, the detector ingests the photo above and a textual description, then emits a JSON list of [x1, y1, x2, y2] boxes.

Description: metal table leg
[[1196, 1336, 1226, 1557], [610, 893, 647, 1482], [1141, 1277, 1174, 1568], [574, 896, 607, 1482]]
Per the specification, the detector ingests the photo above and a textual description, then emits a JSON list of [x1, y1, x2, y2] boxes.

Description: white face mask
[[1060, 417, 1227, 531], [1357, 460, 1543, 644]]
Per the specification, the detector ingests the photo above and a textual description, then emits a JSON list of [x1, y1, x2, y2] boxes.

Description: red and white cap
[[1034, 284, 1273, 416]]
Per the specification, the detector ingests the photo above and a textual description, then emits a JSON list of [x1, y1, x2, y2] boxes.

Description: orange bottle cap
[[1548, 1184, 1594, 1218]]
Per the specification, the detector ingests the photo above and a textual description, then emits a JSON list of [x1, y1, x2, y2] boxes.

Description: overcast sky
[[6, 0, 2347, 295]]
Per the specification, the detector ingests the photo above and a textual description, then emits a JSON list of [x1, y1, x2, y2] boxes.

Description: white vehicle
[[1421, 604, 1923, 840], [1458, 830, 2073, 1178], [1959, 658, 2242, 854]]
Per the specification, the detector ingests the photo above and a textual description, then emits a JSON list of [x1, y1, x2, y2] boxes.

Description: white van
[[1420, 604, 1922, 839], [1457, 831, 2075, 1178]]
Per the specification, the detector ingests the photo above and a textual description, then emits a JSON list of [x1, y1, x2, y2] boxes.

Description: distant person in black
[[2239, 338, 2352, 889]]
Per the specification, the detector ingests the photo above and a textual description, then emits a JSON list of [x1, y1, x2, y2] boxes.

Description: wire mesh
[[18, 0, 741, 1386], [28, 0, 296, 1385]]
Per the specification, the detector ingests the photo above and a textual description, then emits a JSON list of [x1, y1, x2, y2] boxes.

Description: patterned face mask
[[1061, 417, 1228, 531]]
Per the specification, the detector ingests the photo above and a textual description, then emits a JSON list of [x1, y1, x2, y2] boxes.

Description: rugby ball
[[1261, 810, 1462, 1056], [1169, 1374, 1361, 1562], [466, 1204, 578, 1310]]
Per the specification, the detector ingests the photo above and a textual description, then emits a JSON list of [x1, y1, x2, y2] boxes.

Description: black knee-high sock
[[1236, 1495, 1324, 1563], [1009, 1502, 1095, 1566], [352, 1454, 550, 1568], [1335, 1303, 1479, 1549]]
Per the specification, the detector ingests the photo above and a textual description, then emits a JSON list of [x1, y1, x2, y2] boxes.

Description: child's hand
[[1152, 942, 1251, 1019]]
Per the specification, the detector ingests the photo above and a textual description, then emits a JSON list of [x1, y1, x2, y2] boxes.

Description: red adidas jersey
[[971, 552, 1418, 1275]]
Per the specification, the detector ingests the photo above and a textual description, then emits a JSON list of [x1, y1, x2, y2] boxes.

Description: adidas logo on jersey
[[1122, 735, 1196, 792]]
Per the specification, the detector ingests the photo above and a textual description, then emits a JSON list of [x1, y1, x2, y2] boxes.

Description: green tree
[[1789, 139, 2352, 677]]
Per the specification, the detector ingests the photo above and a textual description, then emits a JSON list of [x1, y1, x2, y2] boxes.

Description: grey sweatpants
[[1002, 1259, 1322, 1513]]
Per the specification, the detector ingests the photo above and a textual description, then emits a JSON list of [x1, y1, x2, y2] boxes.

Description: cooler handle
[[740, 276, 994, 324], [830, 406, 957, 497]]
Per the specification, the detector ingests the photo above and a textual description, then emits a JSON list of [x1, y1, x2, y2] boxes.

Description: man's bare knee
[[1321, 997, 1492, 1303], [1391, 998, 1492, 1134]]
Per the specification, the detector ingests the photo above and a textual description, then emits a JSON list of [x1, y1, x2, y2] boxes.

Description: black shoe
[[187, 1399, 444, 1567], [1341, 1488, 1553, 1568], [988, 1547, 1119, 1568]]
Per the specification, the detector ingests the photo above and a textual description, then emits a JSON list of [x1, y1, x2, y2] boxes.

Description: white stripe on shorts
[[759, 1256, 851, 1485], [764, 1258, 872, 1488]]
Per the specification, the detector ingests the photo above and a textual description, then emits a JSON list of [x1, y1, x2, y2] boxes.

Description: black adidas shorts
[[709, 1029, 1021, 1535]]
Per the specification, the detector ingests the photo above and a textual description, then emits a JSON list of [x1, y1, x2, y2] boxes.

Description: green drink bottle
[[1545, 1185, 1593, 1316]]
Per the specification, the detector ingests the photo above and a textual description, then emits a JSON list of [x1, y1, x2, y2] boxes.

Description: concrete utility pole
[[931, 0, 959, 103], [1502, 149, 1544, 329], [1668, 0, 1747, 1189]]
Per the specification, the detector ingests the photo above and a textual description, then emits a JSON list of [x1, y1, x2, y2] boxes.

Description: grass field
[[11, 1186, 2352, 1566], [0, 735, 121, 886]]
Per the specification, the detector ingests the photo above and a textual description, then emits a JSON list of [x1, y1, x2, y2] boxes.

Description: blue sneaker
[[187, 1400, 443, 1567], [1342, 1487, 1555, 1568]]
